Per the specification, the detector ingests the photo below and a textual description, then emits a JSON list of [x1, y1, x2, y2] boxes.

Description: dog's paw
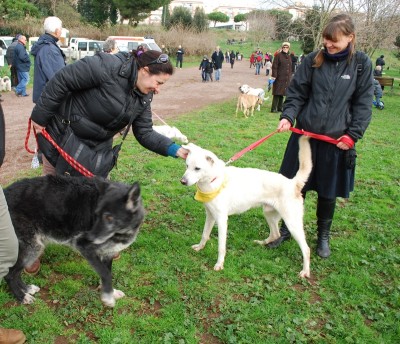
[[113, 289, 125, 300], [253, 239, 267, 246], [101, 293, 116, 308], [192, 243, 205, 251], [299, 270, 310, 279], [213, 263, 224, 271], [26, 284, 40, 295], [22, 293, 36, 304]]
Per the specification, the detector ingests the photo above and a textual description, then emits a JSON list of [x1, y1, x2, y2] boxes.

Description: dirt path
[[0, 59, 268, 185]]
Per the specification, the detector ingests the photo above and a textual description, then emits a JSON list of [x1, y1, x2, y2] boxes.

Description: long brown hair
[[313, 13, 356, 68], [134, 50, 174, 76]]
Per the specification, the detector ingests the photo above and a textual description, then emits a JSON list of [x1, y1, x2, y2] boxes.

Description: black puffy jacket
[[31, 52, 173, 162], [281, 50, 373, 142]]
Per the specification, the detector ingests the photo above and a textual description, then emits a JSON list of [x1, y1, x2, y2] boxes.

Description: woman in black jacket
[[31, 50, 188, 176], [29, 50, 189, 273], [268, 14, 373, 258]]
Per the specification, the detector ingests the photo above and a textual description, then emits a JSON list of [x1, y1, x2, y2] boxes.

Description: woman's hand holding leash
[[277, 119, 291, 132]]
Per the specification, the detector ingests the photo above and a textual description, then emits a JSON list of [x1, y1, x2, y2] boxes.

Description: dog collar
[[194, 176, 227, 203]]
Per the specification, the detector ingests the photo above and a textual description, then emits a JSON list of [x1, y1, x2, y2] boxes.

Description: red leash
[[226, 130, 278, 164], [40, 128, 94, 177], [25, 118, 94, 177], [226, 126, 351, 165], [25, 118, 38, 154]]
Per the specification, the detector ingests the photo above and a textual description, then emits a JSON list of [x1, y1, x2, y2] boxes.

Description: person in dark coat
[[375, 55, 385, 68], [30, 50, 189, 271], [30, 16, 66, 104], [211, 46, 224, 81], [176, 45, 184, 68], [229, 50, 235, 69], [268, 14, 373, 258], [4, 35, 20, 87], [199, 55, 209, 82], [270, 42, 292, 113], [13, 35, 31, 97]]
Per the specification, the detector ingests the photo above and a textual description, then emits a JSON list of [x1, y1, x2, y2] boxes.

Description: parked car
[[106, 36, 161, 52], [71, 39, 104, 60]]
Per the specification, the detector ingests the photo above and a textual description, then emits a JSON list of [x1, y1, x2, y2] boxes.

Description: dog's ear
[[206, 155, 215, 165], [182, 142, 197, 151], [126, 182, 141, 211]]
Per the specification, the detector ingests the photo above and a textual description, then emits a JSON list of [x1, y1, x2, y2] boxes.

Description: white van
[[71, 39, 104, 60], [107, 36, 161, 52]]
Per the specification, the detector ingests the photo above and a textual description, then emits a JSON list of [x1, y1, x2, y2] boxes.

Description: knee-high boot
[[316, 197, 336, 258], [267, 221, 291, 248], [271, 96, 279, 112]]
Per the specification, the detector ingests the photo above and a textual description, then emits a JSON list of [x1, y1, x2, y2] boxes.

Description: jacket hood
[[30, 33, 58, 56]]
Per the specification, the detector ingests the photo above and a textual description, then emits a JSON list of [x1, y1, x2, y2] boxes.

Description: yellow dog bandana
[[194, 176, 228, 203]]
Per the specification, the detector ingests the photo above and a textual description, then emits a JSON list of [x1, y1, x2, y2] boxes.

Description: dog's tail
[[293, 136, 312, 194]]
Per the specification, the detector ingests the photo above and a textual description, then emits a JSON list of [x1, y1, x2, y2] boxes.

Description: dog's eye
[[103, 213, 114, 223], [195, 167, 201, 171]]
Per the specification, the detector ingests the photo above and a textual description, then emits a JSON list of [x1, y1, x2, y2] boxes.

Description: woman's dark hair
[[314, 13, 356, 68], [133, 50, 174, 76]]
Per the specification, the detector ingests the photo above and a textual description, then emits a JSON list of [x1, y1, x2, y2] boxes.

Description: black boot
[[317, 219, 332, 258], [267, 222, 291, 248], [316, 197, 336, 258]]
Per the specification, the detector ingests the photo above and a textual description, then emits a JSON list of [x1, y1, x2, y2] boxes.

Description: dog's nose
[[180, 178, 187, 185]]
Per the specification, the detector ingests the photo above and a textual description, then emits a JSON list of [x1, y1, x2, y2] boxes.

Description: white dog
[[239, 84, 267, 111], [180, 136, 312, 278], [0, 76, 12, 92], [153, 125, 189, 143]]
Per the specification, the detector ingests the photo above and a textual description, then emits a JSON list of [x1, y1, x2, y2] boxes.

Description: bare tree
[[261, 0, 400, 56], [247, 11, 276, 47]]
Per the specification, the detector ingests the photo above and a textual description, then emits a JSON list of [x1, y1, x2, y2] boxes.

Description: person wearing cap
[[269, 42, 292, 113], [375, 54, 385, 68], [199, 55, 209, 82]]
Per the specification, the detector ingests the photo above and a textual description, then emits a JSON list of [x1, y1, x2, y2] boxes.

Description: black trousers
[[271, 95, 284, 112]]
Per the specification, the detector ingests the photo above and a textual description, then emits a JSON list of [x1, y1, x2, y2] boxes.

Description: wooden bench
[[374, 77, 394, 92]]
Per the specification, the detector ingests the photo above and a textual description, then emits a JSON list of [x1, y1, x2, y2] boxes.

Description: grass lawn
[[0, 70, 399, 343]]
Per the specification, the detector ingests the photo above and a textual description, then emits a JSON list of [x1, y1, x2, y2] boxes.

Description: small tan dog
[[180, 136, 312, 278], [235, 93, 262, 118]]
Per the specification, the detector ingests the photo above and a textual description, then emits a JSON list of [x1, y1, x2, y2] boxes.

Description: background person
[[176, 45, 184, 68], [102, 38, 119, 54], [4, 35, 20, 88], [30, 16, 66, 104], [270, 42, 292, 113], [13, 35, 30, 97], [0, 96, 27, 344], [29, 50, 189, 272], [211, 46, 224, 81], [375, 54, 385, 69], [268, 13, 373, 258]]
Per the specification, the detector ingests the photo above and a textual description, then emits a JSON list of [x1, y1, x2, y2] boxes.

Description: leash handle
[[25, 118, 39, 154]]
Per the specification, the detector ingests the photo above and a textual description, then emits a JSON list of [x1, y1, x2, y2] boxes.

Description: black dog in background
[[4, 175, 145, 307]]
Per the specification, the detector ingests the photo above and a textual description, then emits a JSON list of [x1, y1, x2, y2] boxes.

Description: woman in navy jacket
[[268, 14, 373, 258]]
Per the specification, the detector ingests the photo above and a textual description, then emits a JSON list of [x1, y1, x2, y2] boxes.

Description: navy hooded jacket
[[30, 33, 66, 103]]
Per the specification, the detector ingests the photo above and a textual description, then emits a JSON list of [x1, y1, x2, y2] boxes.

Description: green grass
[[1, 69, 399, 344]]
